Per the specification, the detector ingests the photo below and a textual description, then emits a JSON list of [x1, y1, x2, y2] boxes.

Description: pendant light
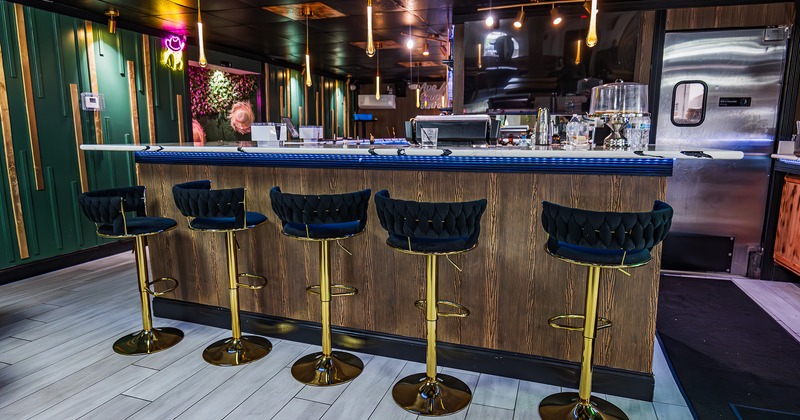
[[197, 0, 207, 67], [485, 0, 494, 27], [366, 0, 375, 57], [304, 7, 312, 87], [422, 41, 430, 56], [586, 0, 598, 47], [375, 43, 381, 100], [415, 64, 420, 109]]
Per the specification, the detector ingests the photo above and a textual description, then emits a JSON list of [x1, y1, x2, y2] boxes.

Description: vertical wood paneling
[[142, 35, 156, 144], [176, 94, 185, 144], [70, 181, 83, 246], [16, 150, 38, 256], [634, 11, 656, 84], [0, 42, 28, 259], [44, 167, 62, 250], [69, 84, 88, 192], [168, 71, 175, 120], [126, 61, 140, 145], [84, 21, 103, 144], [264, 63, 270, 121], [452, 24, 464, 114], [25, 7, 43, 99], [14, 4, 44, 190], [51, 14, 67, 117], [666, 3, 795, 30]]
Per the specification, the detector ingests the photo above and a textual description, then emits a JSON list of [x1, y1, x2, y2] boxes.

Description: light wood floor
[[0, 253, 695, 420]]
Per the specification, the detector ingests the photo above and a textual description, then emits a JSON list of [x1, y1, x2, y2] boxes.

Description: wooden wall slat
[[666, 3, 795, 31], [140, 164, 666, 374]]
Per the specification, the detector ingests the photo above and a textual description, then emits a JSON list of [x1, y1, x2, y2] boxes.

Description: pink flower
[[228, 101, 254, 134], [192, 119, 206, 144]]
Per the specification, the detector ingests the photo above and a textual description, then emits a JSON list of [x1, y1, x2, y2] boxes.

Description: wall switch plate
[[80, 92, 105, 111]]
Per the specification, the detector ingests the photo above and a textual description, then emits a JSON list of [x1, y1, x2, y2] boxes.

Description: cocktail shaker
[[534, 107, 552, 145]]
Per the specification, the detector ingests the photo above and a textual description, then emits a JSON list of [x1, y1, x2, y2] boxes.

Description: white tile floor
[[0, 253, 699, 419]]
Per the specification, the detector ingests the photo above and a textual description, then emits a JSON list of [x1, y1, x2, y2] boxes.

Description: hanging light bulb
[[422, 42, 430, 56], [304, 7, 312, 87], [406, 38, 414, 49], [415, 64, 420, 108], [375, 43, 381, 100], [485, 14, 494, 27], [366, 0, 375, 57], [513, 7, 524, 29], [586, 0, 598, 47], [551, 5, 562, 25], [197, 0, 206, 67]]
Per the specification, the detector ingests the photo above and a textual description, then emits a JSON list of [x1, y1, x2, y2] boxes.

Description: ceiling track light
[[513, 6, 524, 29], [104, 8, 119, 34], [422, 42, 430, 56], [197, 0, 206, 67], [551, 5, 562, 25], [366, 0, 375, 57]]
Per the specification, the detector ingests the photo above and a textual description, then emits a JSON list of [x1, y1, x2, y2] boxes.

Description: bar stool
[[374, 189, 487, 416], [78, 186, 184, 355], [269, 186, 371, 386], [172, 180, 272, 366], [537, 200, 673, 420]]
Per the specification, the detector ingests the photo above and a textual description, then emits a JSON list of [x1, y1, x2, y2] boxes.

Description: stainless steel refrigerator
[[656, 27, 790, 276]]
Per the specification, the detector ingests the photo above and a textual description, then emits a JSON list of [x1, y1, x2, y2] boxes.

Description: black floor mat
[[657, 276, 800, 419]]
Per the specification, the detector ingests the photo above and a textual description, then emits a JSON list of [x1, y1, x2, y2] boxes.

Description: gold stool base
[[539, 392, 629, 420], [113, 327, 184, 355], [392, 373, 472, 416], [291, 351, 364, 386], [203, 335, 272, 367]]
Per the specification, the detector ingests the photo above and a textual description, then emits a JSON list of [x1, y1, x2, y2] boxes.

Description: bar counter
[[82, 141, 742, 400]]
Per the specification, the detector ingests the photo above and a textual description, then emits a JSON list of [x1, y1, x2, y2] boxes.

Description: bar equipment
[[589, 80, 648, 147], [534, 107, 551, 145]]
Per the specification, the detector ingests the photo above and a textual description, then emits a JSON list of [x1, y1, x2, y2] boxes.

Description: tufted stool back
[[79, 186, 147, 236], [374, 189, 487, 253], [173, 180, 247, 228], [541, 200, 673, 261], [270, 187, 371, 233]]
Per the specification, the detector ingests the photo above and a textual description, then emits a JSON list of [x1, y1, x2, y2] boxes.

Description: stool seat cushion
[[546, 241, 652, 266], [97, 216, 177, 237], [189, 211, 267, 231], [387, 233, 472, 253], [283, 221, 362, 239]]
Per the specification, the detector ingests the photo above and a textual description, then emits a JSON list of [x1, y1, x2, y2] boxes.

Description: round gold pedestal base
[[291, 351, 364, 386], [539, 392, 629, 420], [392, 373, 472, 416], [113, 327, 184, 355], [203, 335, 272, 367]]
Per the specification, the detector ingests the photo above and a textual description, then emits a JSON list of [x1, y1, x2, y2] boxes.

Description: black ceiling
[[14, 0, 791, 83]]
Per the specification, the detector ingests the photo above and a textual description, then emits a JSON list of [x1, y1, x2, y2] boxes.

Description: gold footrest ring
[[291, 351, 364, 386], [547, 314, 612, 331], [392, 373, 472, 416], [306, 284, 358, 297], [145, 277, 179, 296], [414, 300, 471, 318], [113, 327, 184, 355], [237, 273, 267, 290], [539, 392, 628, 420]]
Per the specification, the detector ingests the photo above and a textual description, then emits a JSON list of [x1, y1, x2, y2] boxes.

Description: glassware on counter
[[589, 80, 648, 148]]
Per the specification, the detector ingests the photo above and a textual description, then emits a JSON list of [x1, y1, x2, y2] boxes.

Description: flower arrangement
[[228, 102, 254, 134], [192, 118, 206, 143]]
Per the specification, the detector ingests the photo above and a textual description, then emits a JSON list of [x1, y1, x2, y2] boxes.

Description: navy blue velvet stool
[[270, 186, 371, 386], [173, 180, 272, 366], [374, 189, 487, 416], [538, 200, 673, 420], [78, 186, 184, 355]]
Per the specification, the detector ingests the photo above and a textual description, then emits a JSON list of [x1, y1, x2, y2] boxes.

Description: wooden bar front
[[140, 163, 666, 375]]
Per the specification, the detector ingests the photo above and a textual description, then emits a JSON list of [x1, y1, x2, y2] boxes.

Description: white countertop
[[773, 154, 799, 160], [80, 141, 745, 160]]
